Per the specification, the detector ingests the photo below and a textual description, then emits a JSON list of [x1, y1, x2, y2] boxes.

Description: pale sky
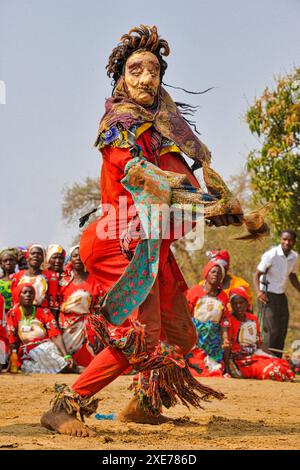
[[0, 0, 299, 249]]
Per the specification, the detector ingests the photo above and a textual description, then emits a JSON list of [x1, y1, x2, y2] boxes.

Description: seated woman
[[6, 283, 73, 374], [59, 246, 104, 367], [185, 261, 230, 377], [0, 248, 19, 313], [10, 244, 60, 314], [228, 287, 294, 381], [0, 294, 9, 371], [200, 249, 253, 311]]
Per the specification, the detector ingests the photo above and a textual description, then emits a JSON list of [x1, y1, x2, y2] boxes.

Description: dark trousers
[[259, 292, 289, 358]]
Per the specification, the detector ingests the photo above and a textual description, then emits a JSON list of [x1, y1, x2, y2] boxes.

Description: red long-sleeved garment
[[73, 127, 198, 396]]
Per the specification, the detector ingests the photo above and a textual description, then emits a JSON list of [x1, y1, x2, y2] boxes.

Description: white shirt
[[257, 245, 298, 294]]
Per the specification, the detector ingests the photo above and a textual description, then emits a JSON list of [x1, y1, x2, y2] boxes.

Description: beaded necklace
[[20, 306, 36, 325]]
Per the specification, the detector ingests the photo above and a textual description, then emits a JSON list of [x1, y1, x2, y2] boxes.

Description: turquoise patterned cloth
[[193, 319, 223, 363], [102, 155, 171, 326]]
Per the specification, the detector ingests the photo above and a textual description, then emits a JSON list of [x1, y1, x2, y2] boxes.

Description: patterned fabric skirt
[[186, 320, 224, 377], [21, 341, 67, 374], [186, 347, 224, 377], [233, 350, 294, 381]]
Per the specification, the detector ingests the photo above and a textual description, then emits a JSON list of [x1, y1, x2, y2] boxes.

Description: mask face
[[124, 51, 160, 106]]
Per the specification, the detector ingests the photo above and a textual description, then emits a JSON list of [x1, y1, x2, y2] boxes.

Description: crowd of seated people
[[0, 245, 104, 374], [0, 245, 297, 381]]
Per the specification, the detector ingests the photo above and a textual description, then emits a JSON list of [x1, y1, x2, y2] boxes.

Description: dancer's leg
[[41, 346, 130, 436], [72, 346, 130, 396], [136, 278, 161, 354], [159, 255, 197, 354]]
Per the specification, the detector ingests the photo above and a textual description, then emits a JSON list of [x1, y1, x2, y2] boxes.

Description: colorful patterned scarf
[[95, 77, 211, 167]]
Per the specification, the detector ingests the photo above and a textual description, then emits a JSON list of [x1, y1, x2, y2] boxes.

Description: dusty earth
[[0, 373, 299, 450]]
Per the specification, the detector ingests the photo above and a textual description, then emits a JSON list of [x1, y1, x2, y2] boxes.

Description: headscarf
[[203, 261, 225, 281], [64, 245, 80, 269], [229, 286, 250, 304], [15, 282, 36, 304], [60, 245, 81, 285], [16, 247, 29, 272], [46, 244, 66, 264], [28, 244, 46, 259], [27, 244, 47, 270], [0, 247, 19, 262], [17, 246, 29, 260], [206, 250, 230, 270], [69, 245, 80, 256]]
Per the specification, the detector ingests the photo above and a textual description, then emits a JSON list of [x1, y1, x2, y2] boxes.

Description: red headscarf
[[206, 249, 230, 269], [229, 286, 249, 304], [203, 261, 225, 281], [15, 282, 36, 303]]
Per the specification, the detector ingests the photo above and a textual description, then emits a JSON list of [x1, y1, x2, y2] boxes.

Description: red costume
[[73, 128, 198, 400], [46, 27, 241, 420]]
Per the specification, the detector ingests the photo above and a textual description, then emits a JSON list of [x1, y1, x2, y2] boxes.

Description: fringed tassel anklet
[[50, 383, 99, 423]]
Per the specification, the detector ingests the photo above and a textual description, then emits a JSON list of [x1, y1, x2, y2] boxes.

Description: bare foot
[[41, 409, 97, 437], [119, 398, 171, 425]]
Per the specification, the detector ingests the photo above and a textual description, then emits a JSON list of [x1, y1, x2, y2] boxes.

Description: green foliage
[[246, 68, 300, 251]]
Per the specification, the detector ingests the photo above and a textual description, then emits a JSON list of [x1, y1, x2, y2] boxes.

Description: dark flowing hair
[[106, 25, 170, 86], [106, 25, 213, 135]]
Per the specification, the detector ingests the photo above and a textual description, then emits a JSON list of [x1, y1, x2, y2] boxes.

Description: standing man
[[254, 230, 300, 357]]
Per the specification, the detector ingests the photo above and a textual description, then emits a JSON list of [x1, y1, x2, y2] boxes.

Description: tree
[[246, 67, 300, 250], [62, 177, 100, 226]]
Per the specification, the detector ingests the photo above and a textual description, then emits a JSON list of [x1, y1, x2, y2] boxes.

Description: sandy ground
[[0, 373, 299, 450]]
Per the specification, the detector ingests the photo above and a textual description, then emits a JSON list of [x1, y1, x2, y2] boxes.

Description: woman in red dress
[[59, 246, 104, 367], [185, 261, 231, 377], [6, 283, 73, 373], [228, 287, 294, 381], [11, 244, 60, 314], [0, 294, 8, 371]]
